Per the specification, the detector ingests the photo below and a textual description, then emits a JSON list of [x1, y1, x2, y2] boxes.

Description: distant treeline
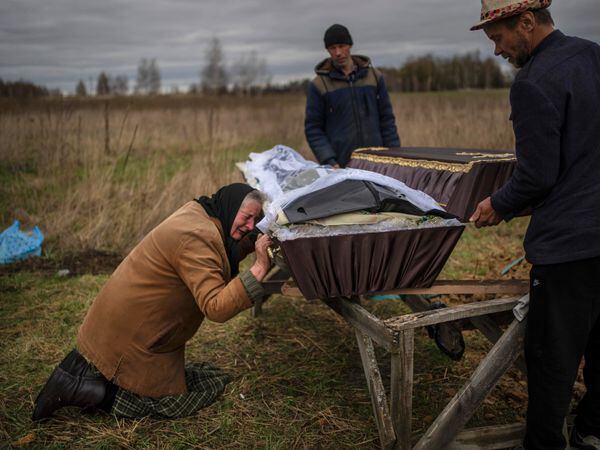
[[0, 78, 62, 98], [265, 51, 510, 94], [380, 52, 511, 92], [1, 51, 511, 98]]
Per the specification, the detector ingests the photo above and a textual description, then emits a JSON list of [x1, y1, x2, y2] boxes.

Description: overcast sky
[[1, 0, 598, 93]]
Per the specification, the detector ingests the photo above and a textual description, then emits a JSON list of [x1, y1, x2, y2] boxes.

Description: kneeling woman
[[33, 183, 271, 419]]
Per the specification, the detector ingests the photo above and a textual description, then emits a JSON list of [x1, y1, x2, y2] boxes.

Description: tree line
[[1, 42, 510, 98], [380, 51, 511, 92], [0, 79, 61, 98]]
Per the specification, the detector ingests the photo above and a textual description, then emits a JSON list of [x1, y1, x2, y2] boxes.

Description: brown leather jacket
[[77, 201, 251, 397]]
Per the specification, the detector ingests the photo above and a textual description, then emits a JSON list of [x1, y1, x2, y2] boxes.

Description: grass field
[[0, 91, 555, 449]]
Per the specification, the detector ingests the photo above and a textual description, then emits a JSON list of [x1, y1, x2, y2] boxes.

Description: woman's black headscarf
[[196, 183, 256, 277]]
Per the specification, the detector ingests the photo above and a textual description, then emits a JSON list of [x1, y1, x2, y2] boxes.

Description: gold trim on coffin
[[456, 152, 515, 159], [352, 148, 516, 174]]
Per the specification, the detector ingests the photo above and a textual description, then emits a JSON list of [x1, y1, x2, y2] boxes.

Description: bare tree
[[201, 37, 228, 94], [96, 72, 110, 96], [135, 58, 149, 94], [75, 79, 87, 96], [135, 58, 161, 95], [111, 75, 129, 95], [231, 50, 271, 94], [148, 59, 161, 95]]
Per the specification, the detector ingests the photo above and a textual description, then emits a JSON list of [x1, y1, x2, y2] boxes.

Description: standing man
[[470, 1, 600, 448], [305, 24, 400, 168]]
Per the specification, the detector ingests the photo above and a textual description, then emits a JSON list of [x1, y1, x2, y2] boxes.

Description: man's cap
[[470, 0, 552, 31], [324, 24, 353, 48]]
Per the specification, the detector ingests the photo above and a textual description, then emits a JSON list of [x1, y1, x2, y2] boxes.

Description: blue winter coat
[[304, 55, 400, 167]]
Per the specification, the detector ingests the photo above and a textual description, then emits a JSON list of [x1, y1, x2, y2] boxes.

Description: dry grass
[[1, 268, 531, 449], [0, 95, 306, 253]]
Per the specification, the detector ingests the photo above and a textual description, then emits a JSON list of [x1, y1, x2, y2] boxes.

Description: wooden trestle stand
[[259, 273, 530, 450]]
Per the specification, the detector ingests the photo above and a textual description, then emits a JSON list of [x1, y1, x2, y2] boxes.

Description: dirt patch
[[0, 249, 123, 276]]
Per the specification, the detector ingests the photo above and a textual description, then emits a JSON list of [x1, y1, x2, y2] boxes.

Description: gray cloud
[[1, 0, 598, 92]]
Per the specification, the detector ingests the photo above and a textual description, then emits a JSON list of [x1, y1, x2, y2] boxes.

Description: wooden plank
[[324, 297, 396, 351], [414, 319, 527, 450], [280, 280, 528, 298], [355, 330, 397, 450], [387, 279, 528, 296], [391, 330, 415, 450], [384, 296, 523, 332], [446, 423, 525, 449]]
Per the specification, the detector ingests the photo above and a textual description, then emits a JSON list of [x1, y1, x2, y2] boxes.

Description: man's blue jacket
[[304, 55, 400, 167]]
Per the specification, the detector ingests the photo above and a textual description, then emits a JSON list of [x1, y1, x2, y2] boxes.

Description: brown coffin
[[279, 225, 464, 300], [348, 147, 516, 222]]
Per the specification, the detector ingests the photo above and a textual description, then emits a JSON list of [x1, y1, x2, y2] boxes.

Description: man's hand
[[333, 164, 340, 169], [470, 197, 503, 228], [250, 234, 272, 282]]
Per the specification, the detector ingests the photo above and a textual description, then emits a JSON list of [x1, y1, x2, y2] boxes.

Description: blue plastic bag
[[0, 220, 44, 264]]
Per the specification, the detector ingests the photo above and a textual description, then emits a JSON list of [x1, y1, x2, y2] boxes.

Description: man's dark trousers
[[524, 256, 600, 449]]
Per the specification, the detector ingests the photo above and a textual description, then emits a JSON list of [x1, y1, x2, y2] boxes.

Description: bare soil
[[0, 249, 122, 276]]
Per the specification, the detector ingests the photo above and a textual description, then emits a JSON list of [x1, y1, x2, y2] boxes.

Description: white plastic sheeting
[[240, 145, 461, 239], [241, 145, 321, 201]]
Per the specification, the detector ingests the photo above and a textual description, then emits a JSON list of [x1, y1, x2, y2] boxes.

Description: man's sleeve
[[173, 233, 252, 323], [491, 79, 562, 217], [304, 82, 337, 165], [376, 74, 401, 148]]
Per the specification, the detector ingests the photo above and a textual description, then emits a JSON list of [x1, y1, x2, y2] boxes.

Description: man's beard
[[511, 31, 531, 68]]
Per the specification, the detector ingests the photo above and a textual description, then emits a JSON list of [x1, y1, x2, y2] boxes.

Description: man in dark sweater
[[304, 24, 400, 168], [470, 1, 600, 448]]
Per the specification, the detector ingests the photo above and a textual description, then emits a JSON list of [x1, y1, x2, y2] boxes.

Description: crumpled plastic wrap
[[241, 145, 322, 201]]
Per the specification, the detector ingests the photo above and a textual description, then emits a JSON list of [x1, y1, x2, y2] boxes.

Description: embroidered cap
[[470, 0, 552, 31]]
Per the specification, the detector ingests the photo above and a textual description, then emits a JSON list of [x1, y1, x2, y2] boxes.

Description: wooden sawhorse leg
[[413, 318, 527, 449], [356, 330, 397, 449], [391, 330, 415, 450]]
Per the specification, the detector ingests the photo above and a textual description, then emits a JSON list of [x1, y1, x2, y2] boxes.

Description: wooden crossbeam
[[446, 423, 525, 450], [386, 279, 528, 296], [383, 296, 522, 332], [280, 279, 528, 299]]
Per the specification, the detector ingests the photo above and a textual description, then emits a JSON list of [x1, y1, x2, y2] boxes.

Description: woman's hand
[[250, 234, 272, 282]]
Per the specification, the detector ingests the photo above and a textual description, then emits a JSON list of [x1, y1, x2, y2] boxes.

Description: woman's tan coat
[[77, 201, 251, 397]]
